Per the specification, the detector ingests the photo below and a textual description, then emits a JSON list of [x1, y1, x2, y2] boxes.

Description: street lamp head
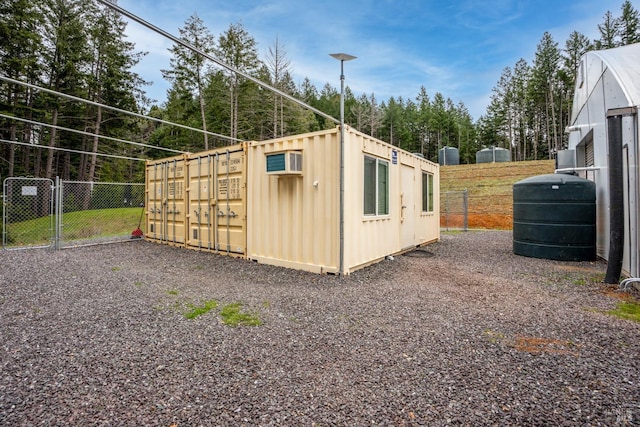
[[330, 53, 357, 62]]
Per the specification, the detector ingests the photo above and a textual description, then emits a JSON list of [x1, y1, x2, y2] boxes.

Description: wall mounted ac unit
[[266, 150, 302, 175]]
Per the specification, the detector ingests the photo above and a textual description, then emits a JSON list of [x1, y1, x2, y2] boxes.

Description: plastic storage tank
[[513, 173, 596, 261], [438, 146, 459, 166], [476, 146, 510, 163]]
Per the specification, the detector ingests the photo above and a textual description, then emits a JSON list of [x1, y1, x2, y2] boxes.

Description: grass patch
[[166, 289, 179, 295], [607, 301, 640, 323], [573, 277, 587, 286], [183, 300, 218, 320], [134, 281, 144, 287], [4, 207, 144, 246], [220, 302, 262, 327]]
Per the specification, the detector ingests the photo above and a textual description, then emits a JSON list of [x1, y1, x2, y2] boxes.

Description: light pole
[[330, 53, 356, 275]]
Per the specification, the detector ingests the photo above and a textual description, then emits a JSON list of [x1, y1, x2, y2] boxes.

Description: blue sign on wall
[[391, 150, 398, 165]]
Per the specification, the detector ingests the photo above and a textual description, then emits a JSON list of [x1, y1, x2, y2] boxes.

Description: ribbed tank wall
[[438, 146, 459, 165], [476, 147, 510, 163], [513, 174, 596, 261]]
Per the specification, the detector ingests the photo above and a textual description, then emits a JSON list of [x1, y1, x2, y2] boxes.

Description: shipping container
[[186, 144, 247, 255], [145, 154, 188, 246], [146, 128, 440, 274], [247, 127, 440, 274], [145, 144, 248, 254]]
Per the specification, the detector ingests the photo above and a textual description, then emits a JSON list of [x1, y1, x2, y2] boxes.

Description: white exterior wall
[[567, 44, 640, 277], [343, 129, 440, 273]]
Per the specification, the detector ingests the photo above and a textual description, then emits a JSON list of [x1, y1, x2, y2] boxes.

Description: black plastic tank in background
[[513, 173, 596, 261]]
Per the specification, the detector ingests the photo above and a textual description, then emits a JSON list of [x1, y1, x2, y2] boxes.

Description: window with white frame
[[364, 155, 389, 215], [422, 172, 434, 212]]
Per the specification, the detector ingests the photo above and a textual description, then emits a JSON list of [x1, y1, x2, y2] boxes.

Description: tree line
[[0, 0, 638, 182], [478, 1, 640, 161]]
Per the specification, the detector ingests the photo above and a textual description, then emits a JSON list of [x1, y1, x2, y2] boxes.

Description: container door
[[216, 149, 246, 254], [187, 154, 216, 250], [186, 148, 246, 255], [400, 164, 416, 249], [146, 156, 186, 245]]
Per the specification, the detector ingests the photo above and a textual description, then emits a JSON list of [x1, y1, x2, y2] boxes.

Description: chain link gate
[[58, 181, 145, 248], [442, 190, 468, 231], [2, 177, 55, 249], [2, 177, 144, 250]]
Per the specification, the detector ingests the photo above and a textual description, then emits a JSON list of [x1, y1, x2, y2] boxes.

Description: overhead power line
[[0, 112, 187, 155], [1, 139, 145, 162], [95, 0, 340, 125], [0, 74, 243, 144]]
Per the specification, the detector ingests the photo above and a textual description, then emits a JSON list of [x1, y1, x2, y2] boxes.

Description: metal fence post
[[463, 189, 468, 231]]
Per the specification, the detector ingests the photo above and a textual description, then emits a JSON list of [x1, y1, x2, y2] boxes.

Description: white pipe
[[554, 166, 603, 173]]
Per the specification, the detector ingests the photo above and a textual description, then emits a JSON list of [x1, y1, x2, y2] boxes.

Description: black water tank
[[513, 174, 596, 261]]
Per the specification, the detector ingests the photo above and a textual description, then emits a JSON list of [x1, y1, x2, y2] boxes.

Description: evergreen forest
[[1, 0, 639, 182]]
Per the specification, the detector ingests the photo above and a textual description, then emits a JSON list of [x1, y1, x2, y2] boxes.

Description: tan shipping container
[[146, 128, 439, 274], [247, 129, 340, 273], [186, 144, 247, 255], [247, 127, 440, 274], [145, 154, 188, 246]]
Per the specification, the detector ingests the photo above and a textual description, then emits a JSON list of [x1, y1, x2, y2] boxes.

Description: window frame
[[363, 155, 389, 216], [422, 171, 434, 213]]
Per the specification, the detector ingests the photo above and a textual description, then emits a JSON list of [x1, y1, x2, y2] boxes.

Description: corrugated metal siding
[[145, 144, 248, 256], [247, 129, 340, 274], [146, 127, 439, 275], [186, 145, 247, 255], [145, 154, 188, 246]]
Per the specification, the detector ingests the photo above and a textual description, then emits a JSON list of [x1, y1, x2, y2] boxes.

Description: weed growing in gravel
[[607, 301, 640, 323], [220, 302, 262, 327], [134, 281, 143, 287], [166, 289, 179, 296], [112, 266, 120, 271], [483, 329, 504, 344], [183, 300, 218, 319]]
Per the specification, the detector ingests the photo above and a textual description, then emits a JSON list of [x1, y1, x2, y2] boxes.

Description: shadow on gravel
[[402, 248, 435, 258]]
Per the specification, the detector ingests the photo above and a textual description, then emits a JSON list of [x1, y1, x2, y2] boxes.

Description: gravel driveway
[[1, 230, 638, 426]]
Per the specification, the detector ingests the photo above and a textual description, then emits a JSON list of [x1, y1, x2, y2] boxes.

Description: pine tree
[[39, 0, 91, 179], [619, 0, 640, 45], [264, 36, 291, 138], [595, 10, 620, 49], [0, 0, 42, 177], [83, 1, 147, 182], [530, 32, 561, 158], [215, 22, 261, 141], [162, 13, 216, 149]]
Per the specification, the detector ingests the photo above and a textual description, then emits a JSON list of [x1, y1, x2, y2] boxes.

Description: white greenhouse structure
[[564, 42, 640, 281]]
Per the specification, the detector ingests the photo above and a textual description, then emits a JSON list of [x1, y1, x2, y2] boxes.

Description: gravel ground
[[1, 230, 639, 426]]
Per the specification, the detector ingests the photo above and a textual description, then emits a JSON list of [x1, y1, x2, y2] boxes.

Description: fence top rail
[[61, 180, 144, 185]]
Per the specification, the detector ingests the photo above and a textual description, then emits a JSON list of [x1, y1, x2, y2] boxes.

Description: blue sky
[[118, 0, 635, 121]]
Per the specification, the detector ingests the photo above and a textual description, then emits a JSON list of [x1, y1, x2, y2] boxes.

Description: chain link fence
[[2, 177, 144, 250], [2, 177, 55, 249], [441, 190, 468, 231], [58, 181, 145, 248]]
